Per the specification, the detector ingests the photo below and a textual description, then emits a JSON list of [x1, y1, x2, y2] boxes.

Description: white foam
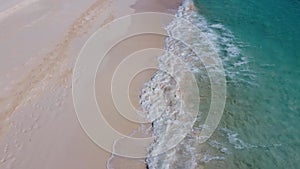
[[144, 0, 229, 168], [201, 153, 225, 163], [140, 0, 253, 168]]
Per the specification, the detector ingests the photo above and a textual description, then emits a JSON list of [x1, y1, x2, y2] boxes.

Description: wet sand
[[0, 0, 181, 168], [132, 0, 182, 13]]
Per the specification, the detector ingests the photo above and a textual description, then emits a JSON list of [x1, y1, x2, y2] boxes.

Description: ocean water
[[193, 0, 300, 168], [143, 0, 300, 168]]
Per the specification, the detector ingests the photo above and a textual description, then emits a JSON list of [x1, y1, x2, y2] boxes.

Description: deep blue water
[[193, 0, 300, 168]]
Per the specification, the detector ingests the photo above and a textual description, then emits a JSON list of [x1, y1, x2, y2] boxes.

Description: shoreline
[[102, 0, 184, 168], [0, 0, 182, 168]]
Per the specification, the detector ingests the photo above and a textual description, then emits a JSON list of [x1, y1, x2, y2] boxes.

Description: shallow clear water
[[193, 0, 300, 168], [144, 0, 299, 168]]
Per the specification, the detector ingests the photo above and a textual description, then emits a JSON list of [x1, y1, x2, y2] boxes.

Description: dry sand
[[0, 0, 181, 168]]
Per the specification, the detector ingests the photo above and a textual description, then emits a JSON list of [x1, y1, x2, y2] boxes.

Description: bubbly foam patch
[[141, 0, 252, 168]]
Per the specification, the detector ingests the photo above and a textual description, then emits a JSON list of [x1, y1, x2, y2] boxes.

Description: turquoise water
[[193, 0, 300, 168]]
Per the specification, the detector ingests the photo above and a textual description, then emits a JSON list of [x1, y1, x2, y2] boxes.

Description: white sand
[[0, 0, 181, 168]]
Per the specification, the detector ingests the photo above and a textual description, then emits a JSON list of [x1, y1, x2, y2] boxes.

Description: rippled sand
[[0, 0, 181, 168]]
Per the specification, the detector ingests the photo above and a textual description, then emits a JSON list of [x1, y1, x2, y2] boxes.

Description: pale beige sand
[[132, 0, 182, 13], [95, 34, 165, 134], [0, 0, 181, 168], [96, 34, 165, 169], [0, 1, 119, 168]]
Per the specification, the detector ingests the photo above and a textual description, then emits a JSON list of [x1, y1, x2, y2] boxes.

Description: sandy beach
[[0, 0, 181, 168]]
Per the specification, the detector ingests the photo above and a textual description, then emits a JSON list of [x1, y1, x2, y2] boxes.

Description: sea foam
[[141, 0, 249, 168]]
